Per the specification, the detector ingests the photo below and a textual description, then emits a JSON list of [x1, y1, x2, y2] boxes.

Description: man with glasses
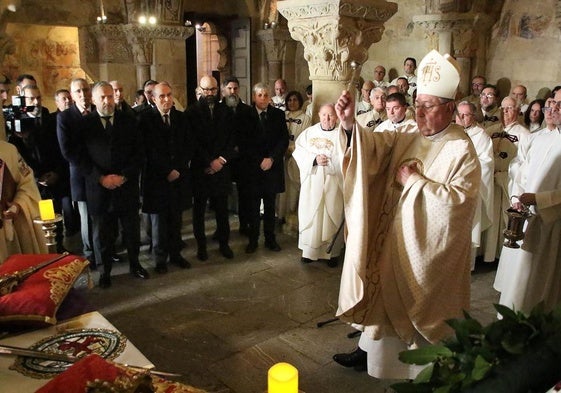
[[493, 95, 559, 298], [493, 88, 561, 315], [357, 80, 374, 115], [186, 75, 236, 261], [480, 84, 501, 127], [460, 75, 486, 107], [456, 101, 494, 270], [332, 50, 481, 380], [482, 96, 529, 265]]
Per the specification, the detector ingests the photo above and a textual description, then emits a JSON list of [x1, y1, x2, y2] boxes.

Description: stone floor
[[63, 213, 500, 393]]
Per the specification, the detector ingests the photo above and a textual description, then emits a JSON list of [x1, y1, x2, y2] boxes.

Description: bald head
[[199, 75, 218, 97], [319, 104, 337, 131]]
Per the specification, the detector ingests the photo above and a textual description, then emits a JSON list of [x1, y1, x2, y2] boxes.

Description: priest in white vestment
[[494, 98, 559, 293], [374, 92, 416, 133], [332, 50, 481, 380], [356, 87, 387, 131], [293, 104, 344, 267], [495, 92, 561, 313], [0, 140, 48, 263], [456, 101, 494, 270], [481, 97, 530, 263]]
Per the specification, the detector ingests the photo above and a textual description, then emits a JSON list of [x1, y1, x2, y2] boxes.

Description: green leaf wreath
[[391, 303, 561, 393]]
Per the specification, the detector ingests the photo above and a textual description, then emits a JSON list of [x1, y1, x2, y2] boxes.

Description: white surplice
[[497, 129, 561, 314], [293, 123, 344, 260], [464, 124, 494, 269]]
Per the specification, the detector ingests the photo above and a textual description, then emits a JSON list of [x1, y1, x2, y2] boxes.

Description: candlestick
[[33, 214, 63, 253], [38, 199, 55, 221], [268, 362, 298, 393]]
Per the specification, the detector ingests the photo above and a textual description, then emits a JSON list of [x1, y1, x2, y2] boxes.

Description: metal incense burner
[[503, 196, 533, 249]]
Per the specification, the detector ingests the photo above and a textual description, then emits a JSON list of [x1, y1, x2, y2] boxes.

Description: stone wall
[[2, 23, 87, 112], [363, 0, 560, 100]]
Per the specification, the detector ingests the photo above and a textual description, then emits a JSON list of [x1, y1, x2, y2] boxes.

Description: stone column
[[257, 26, 297, 88], [122, 24, 194, 107], [413, 13, 494, 98], [278, 0, 397, 120]]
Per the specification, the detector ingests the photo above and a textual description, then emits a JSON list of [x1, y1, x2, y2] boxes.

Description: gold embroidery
[[44, 259, 90, 305], [17, 155, 31, 177]]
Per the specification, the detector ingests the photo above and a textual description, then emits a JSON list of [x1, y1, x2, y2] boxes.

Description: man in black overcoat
[[77, 81, 148, 288], [141, 82, 191, 273], [185, 75, 236, 261], [237, 82, 289, 253]]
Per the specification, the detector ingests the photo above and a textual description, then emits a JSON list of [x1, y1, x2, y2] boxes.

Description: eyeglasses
[[472, 83, 484, 87], [480, 93, 495, 98], [457, 112, 474, 117], [415, 101, 448, 112], [542, 107, 555, 113]]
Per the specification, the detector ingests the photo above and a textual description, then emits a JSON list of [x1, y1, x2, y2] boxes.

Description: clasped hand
[[396, 162, 419, 186], [316, 154, 330, 166], [100, 174, 126, 189]]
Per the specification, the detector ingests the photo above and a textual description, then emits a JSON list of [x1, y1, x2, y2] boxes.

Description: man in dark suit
[[57, 78, 95, 265], [186, 75, 236, 261], [78, 81, 148, 288], [8, 84, 70, 251], [141, 82, 191, 273], [110, 80, 136, 117], [222, 76, 259, 237], [133, 79, 157, 114], [238, 82, 289, 253]]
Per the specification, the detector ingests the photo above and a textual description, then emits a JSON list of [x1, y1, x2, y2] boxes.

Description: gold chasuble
[[336, 123, 481, 345]]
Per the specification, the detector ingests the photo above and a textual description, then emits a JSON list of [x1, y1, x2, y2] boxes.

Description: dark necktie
[[163, 114, 170, 126], [101, 116, 113, 133], [260, 111, 267, 126], [286, 117, 301, 124], [484, 115, 499, 122]]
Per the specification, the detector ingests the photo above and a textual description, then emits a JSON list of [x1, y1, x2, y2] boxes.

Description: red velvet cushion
[[0, 253, 90, 328], [37, 354, 207, 393]]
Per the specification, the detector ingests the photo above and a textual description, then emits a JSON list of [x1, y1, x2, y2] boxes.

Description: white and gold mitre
[[417, 49, 461, 100]]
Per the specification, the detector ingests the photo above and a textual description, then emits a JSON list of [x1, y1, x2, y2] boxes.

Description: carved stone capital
[[278, 0, 397, 80], [413, 13, 494, 57], [86, 24, 132, 63], [121, 24, 194, 65], [257, 27, 293, 63]]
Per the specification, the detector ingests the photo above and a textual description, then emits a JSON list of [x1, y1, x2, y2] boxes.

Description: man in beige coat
[[333, 50, 481, 380]]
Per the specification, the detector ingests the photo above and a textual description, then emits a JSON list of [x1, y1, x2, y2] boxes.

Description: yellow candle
[[268, 362, 298, 393], [38, 199, 55, 220]]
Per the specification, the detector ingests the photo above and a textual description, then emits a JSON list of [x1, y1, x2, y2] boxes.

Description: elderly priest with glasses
[[332, 50, 481, 380]]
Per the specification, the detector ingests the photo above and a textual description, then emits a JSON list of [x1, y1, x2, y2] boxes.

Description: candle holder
[[33, 214, 63, 253]]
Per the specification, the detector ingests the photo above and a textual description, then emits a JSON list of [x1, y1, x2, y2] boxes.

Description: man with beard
[[293, 104, 344, 267], [186, 75, 236, 261], [78, 81, 148, 288], [480, 84, 501, 128], [221, 76, 258, 236]]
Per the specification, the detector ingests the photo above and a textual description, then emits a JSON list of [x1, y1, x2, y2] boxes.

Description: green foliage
[[391, 303, 561, 393]]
